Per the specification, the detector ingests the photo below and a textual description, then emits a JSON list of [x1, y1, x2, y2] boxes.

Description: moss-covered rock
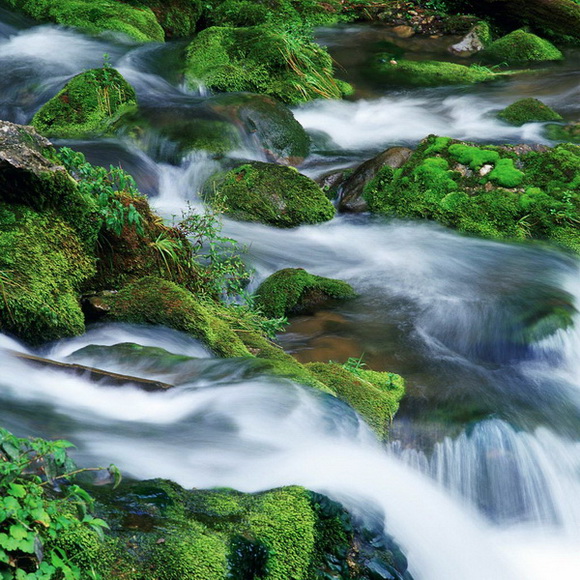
[[204, 162, 335, 228], [3, 0, 164, 42], [184, 25, 351, 104], [364, 135, 580, 253], [125, 0, 203, 38], [482, 29, 563, 64], [497, 98, 563, 126], [89, 480, 411, 580], [32, 68, 137, 139], [103, 276, 252, 357], [255, 268, 356, 319], [545, 121, 580, 144], [203, 0, 347, 29], [306, 362, 405, 439], [208, 92, 311, 165], [368, 57, 498, 87], [0, 204, 95, 344]]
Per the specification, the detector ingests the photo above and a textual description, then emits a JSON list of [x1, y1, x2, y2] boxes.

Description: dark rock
[[339, 146, 413, 213]]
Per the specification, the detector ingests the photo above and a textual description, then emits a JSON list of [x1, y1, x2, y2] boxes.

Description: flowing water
[[1, 10, 580, 580]]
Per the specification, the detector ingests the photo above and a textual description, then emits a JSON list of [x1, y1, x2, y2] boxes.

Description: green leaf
[[7, 483, 26, 498], [9, 524, 28, 541]]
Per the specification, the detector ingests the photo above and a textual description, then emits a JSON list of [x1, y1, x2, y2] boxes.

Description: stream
[[1, 7, 579, 580]]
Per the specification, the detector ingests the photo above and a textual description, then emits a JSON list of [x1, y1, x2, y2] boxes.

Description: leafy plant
[[342, 354, 367, 375], [57, 148, 144, 238], [0, 428, 119, 579], [176, 203, 252, 300]]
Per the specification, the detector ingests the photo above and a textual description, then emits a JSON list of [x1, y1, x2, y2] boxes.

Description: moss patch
[[368, 57, 497, 87], [364, 136, 580, 253], [255, 268, 356, 318], [4, 0, 164, 42], [306, 362, 405, 439], [0, 204, 95, 344], [184, 25, 351, 104], [125, 0, 203, 38], [32, 68, 137, 139], [103, 276, 251, 357], [204, 162, 335, 228], [545, 121, 580, 143], [498, 98, 563, 126], [482, 29, 563, 64]]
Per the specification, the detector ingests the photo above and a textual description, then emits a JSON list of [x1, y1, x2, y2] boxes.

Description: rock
[[88, 480, 412, 579], [208, 93, 310, 165], [482, 29, 563, 65], [392, 24, 415, 38], [448, 22, 492, 57], [306, 362, 405, 440], [364, 135, 580, 254], [2, 0, 164, 42], [203, 162, 335, 228], [255, 268, 356, 319], [368, 57, 498, 88], [131, 0, 203, 39], [497, 98, 563, 126], [184, 26, 351, 104], [545, 121, 580, 143], [32, 68, 137, 139], [0, 121, 78, 211], [339, 147, 413, 213]]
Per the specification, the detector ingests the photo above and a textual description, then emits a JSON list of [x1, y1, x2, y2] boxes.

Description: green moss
[[204, 162, 335, 228], [32, 68, 137, 139], [255, 268, 356, 318], [184, 25, 351, 104], [368, 57, 497, 87], [545, 122, 580, 143], [125, 0, 203, 38], [5, 0, 165, 42], [497, 98, 564, 126], [482, 29, 563, 64], [488, 158, 525, 188], [104, 276, 251, 357], [306, 362, 405, 439], [0, 204, 95, 344], [149, 523, 228, 580], [448, 143, 500, 169], [364, 136, 580, 252]]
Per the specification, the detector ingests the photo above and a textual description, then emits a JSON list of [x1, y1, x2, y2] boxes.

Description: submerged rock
[[482, 29, 563, 64], [545, 121, 580, 144], [208, 92, 311, 165], [204, 161, 335, 228], [255, 268, 356, 318], [184, 25, 351, 104], [32, 68, 137, 139], [497, 98, 563, 127]]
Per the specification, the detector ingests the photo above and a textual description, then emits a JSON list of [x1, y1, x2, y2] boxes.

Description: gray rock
[[339, 147, 413, 213]]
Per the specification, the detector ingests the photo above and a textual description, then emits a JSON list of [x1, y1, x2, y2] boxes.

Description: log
[[5, 349, 174, 392]]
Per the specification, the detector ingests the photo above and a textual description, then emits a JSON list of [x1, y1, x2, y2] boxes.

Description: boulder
[[32, 68, 137, 139], [339, 146, 413, 213], [448, 22, 492, 57], [254, 268, 356, 319], [482, 29, 563, 64], [203, 162, 335, 228], [368, 57, 497, 88], [497, 98, 563, 126], [2, 0, 164, 42], [184, 26, 351, 104], [545, 121, 580, 143], [208, 93, 310, 165]]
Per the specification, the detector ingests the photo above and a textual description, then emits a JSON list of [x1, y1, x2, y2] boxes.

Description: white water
[[1, 10, 580, 580]]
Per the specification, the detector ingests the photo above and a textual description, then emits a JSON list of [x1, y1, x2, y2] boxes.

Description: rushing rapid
[[0, 7, 579, 580]]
